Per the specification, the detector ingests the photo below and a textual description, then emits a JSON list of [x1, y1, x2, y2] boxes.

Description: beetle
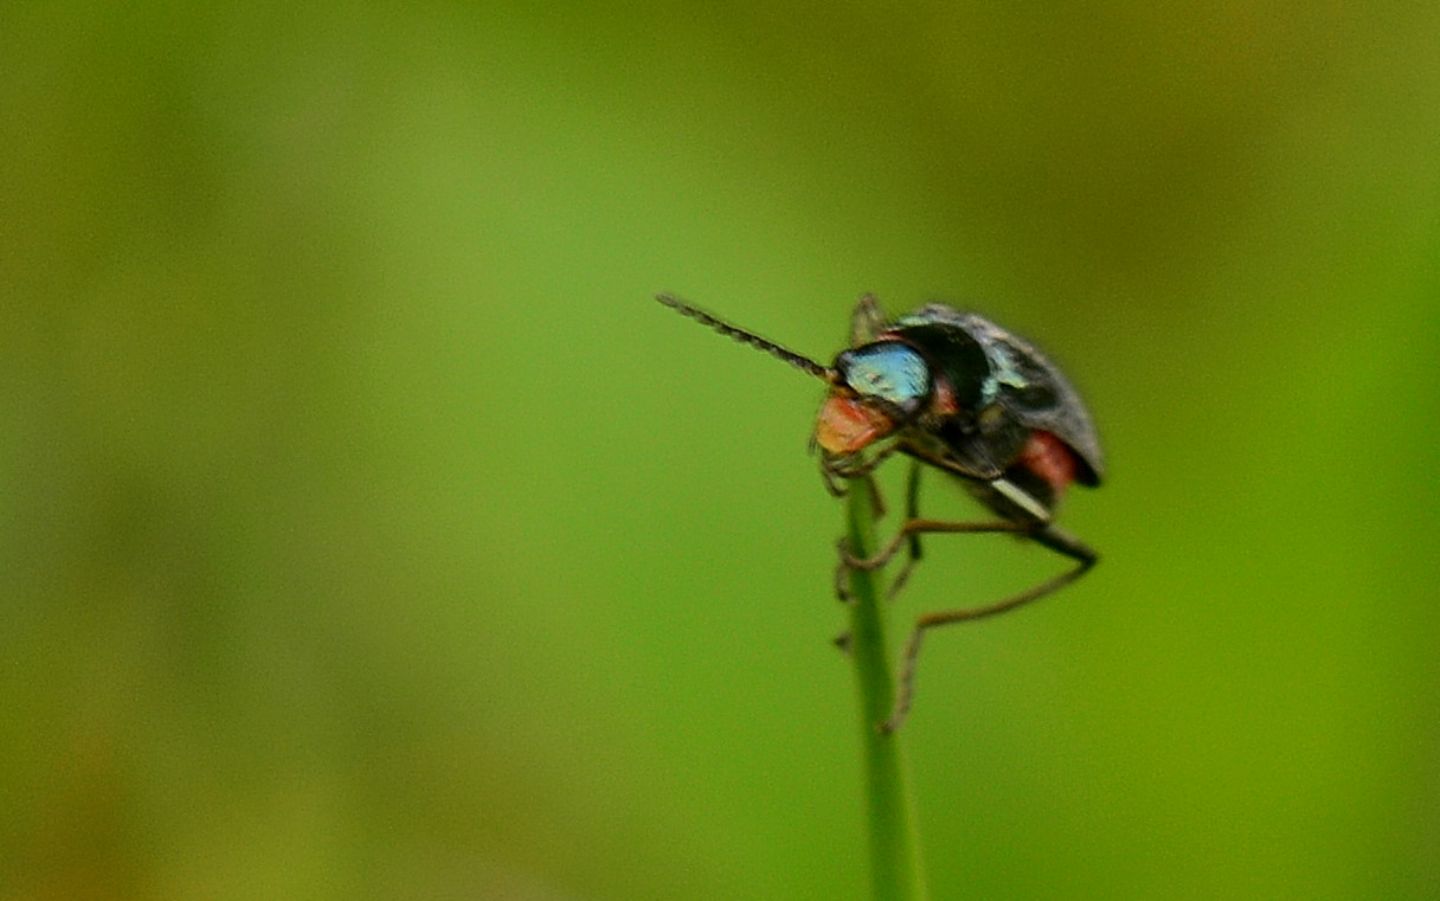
[[656, 292, 1103, 732]]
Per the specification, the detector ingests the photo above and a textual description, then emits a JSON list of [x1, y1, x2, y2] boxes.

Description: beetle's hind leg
[[880, 523, 1098, 733]]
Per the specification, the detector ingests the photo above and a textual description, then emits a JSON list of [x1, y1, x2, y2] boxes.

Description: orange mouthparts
[[814, 394, 897, 455]]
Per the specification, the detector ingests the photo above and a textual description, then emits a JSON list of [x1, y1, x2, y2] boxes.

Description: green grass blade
[[844, 484, 929, 901]]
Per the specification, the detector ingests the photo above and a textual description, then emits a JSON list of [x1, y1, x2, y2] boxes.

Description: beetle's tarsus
[[886, 557, 918, 601]]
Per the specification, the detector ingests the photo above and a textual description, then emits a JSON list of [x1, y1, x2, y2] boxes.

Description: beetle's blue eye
[[837, 342, 930, 412]]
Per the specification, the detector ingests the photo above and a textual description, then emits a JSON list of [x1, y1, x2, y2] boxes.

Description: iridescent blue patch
[[839, 342, 930, 409]]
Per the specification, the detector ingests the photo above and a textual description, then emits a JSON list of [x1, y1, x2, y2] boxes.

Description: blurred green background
[[4, 3, 1439, 899]]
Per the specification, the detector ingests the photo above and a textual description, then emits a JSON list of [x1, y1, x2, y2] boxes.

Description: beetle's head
[[656, 293, 932, 457], [814, 341, 932, 456]]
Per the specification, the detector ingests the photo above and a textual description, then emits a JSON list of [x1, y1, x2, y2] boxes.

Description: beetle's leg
[[834, 516, 1025, 613], [849, 293, 888, 344], [819, 459, 849, 498], [840, 470, 1056, 583], [821, 444, 896, 517], [832, 473, 888, 603], [833, 518, 1018, 648], [840, 517, 1029, 572], [824, 442, 899, 620], [821, 442, 899, 482], [867, 474, 888, 520], [819, 456, 860, 498], [880, 523, 1097, 733], [833, 540, 855, 603], [819, 474, 885, 515], [885, 460, 925, 600]]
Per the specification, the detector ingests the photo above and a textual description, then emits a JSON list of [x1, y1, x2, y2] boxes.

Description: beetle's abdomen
[[1011, 430, 1078, 505]]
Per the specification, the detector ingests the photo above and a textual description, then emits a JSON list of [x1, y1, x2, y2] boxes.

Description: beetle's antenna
[[656, 293, 835, 382]]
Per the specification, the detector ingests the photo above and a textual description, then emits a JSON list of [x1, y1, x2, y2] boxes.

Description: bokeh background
[[4, 4, 1439, 899]]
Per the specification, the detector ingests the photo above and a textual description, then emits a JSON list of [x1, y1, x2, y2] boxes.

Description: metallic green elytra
[[656, 291, 1103, 732]]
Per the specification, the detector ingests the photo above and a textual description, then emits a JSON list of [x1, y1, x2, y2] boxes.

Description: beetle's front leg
[[817, 443, 898, 509], [824, 445, 898, 605]]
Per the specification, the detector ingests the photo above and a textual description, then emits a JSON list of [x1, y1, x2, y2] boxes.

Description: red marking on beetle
[[1018, 430, 1078, 498], [930, 377, 958, 416], [815, 394, 895, 455]]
